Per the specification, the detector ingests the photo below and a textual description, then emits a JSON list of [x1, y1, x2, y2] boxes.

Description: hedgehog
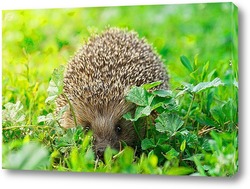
[[56, 28, 169, 159]]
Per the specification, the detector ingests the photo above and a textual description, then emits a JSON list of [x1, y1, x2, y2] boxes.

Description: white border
[[1, 0, 249, 189]]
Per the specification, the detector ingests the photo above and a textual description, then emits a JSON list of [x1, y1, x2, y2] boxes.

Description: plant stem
[[173, 135, 176, 149], [133, 122, 142, 141], [3, 125, 52, 130], [184, 93, 196, 127], [196, 122, 200, 135], [62, 93, 78, 127]]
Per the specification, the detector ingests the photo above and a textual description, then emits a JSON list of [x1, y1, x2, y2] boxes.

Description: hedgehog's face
[[83, 116, 140, 160]]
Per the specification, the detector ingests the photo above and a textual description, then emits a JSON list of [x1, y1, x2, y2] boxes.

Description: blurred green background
[[2, 2, 238, 123], [2, 3, 238, 95]]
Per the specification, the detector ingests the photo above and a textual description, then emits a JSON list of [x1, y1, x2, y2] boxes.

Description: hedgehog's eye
[[85, 123, 91, 132], [115, 124, 122, 135]]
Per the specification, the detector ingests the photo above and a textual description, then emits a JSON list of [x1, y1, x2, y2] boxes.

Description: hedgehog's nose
[[96, 147, 105, 160]]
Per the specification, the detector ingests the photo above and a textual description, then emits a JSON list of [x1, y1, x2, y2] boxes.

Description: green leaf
[[222, 99, 237, 123], [45, 81, 59, 103], [152, 89, 173, 97], [125, 86, 153, 106], [104, 146, 117, 165], [155, 122, 168, 133], [37, 113, 54, 125], [122, 112, 133, 121], [3, 142, 49, 170], [56, 104, 69, 120], [150, 95, 176, 111], [206, 91, 214, 113], [194, 54, 199, 67], [176, 82, 194, 97], [45, 65, 65, 103], [185, 133, 199, 149], [210, 98, 237, 127], [165, 166, 194, 175], [192, 77, 224, 93], [164, 148, 179, 161], [142, 81, 163, 90], [134, 106, 151, 119], [151, 101, 165, 110], [201, 138, 211, 151], [195, 114, 216, 127], [207, 69, 216, 81], [2, 101, 26, 126], [180, 139, 186, 152], [210, 105, 225, 126], [193, 155, 207, 176], [189, 68, 199, 80], [123, 106, 152, 121], [118, 147, 134, 167], [141, 138, 156, 150], [180, 55, 193, 72], [84, 148, 95, 163], [155, 112, 184, 135], [201, 61, 210, 81], [69, 147, 79, 170], [148, 153, 158, 168]]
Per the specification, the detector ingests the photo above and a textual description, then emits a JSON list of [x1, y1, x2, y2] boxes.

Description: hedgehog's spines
[[56, 27, 169, 129]]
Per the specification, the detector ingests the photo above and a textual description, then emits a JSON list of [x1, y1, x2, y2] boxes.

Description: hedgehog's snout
[[95, 144, 107, 160], [94, 139, 112, 160]]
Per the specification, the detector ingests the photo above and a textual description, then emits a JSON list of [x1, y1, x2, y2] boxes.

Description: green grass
[[2, 2, 238, 176]]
